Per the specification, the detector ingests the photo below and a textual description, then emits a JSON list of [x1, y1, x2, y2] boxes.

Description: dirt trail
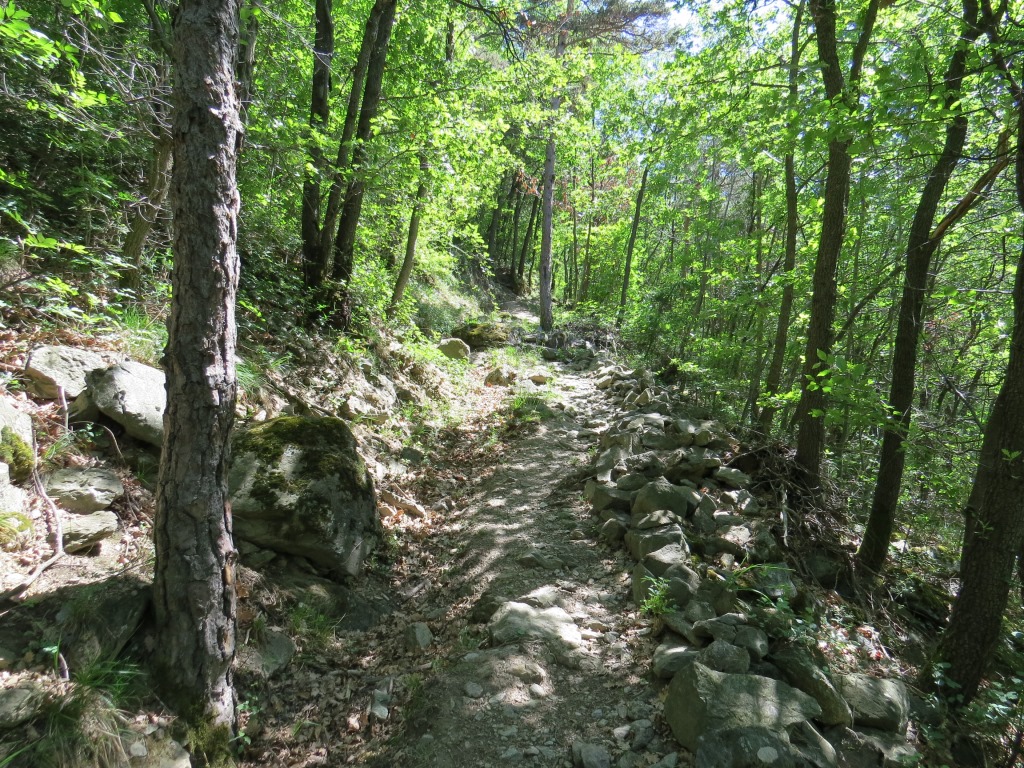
[[364, 355, 679, 768]]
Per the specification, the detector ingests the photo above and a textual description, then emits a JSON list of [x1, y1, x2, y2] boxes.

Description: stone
[[593, 446, 629, 483], [740, 563, 798, 602], [451, 321, 509, 349], [236, 627, 296, 678], [789, 721, 839, 768], [723, 489, 760, 515], [771, 644, 853, 728], [572, 740, 611, 768], [694, 579, 738, 615], [615, 472, 649, 491], [44, 468, 124, 513], [485, 366, 516, 386], [519, 549, 563, 569], [653, 636, 698, 679], [825, 727, 918, 768], [711, 525, 753, 556], [733, 626, 770, 663], [25, 345, 111, 399], [632, 563, 657, 607], [86, 361, 166, 446], [229, 416, 381, 578], [685, 602, 717, 624], [55, 573, 150, 668], [625, 524, 686, 562], [0, 681, 45, 729], [643, 543, 689, 577], [585, 479, 633, 513], [664, 663, 822, 752], [715, 467, 752, 489], [488, 602, 583, 651], [0, 463, 28, 519], [633, 479, 698, 520], [0, 394, 32, 448], [836, 674, 910, 733], [464, 681, 485, 699], [529, 373, 552, 385], [695, 727, 798, 768], [698, 639, 750, 674], [135, 738, 190, 768], [63, 510, 119, 552], [404, 622, 433, 653], [634, 509, 679, 530], [600, 516, 629, 545], [691, 613, 749, 643], [437, 337, 471, 360]]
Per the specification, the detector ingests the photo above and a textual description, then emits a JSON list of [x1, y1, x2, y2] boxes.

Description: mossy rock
[[451, 322, 509, 350], [229, 416, 381, 578], [0, 427, 33, 483]]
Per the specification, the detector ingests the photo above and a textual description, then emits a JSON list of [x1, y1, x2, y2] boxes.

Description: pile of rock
[[582, 364, 918, 768]]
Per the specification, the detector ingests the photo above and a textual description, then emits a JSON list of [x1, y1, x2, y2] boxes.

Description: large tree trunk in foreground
[[856, 0, 981, 575], [153, 0, 241, 744], [937, 91, 1024, 708]]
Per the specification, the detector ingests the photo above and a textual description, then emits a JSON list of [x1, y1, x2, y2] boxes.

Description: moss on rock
[[0, 426, 33, 483]]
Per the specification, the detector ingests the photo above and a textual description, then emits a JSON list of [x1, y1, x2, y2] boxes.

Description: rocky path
[[365, 358, 680, 768]]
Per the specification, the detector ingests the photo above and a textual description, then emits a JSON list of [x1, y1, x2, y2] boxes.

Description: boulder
[[437, 338, 471, 360], [771, 644, 853, 728], [0, 680, 45, 729], [593, 446, 629, 483], [63, 510, 119, 552], [695, 727, 799, 768], [584, 480, 633, 513], [600, 515, 629, 545], [698, 639, 750, 674], [836, 674, 910, 733], [643, 543, 689, 577], [633, 478, 698, 519], [487, 601, 583, 652], [625, 524, 686, 561], [664, 663, 822, 752], [44, 468, 124, 513], [451, 322, 509, 349], [715, 467, 752, 489], [653, 635, 698, 679], [55, 573, 151, 668], [229, 416, 381, 577], [86, 361, 166, 446], [0, 463, 28, 519], [825, 727, 918, 767], [25, 345, 112, 399], [0, 394, 32, 448], [485, 366, 516, 386]]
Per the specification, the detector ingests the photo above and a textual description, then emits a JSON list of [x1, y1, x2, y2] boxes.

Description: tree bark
[[301, 0, 334, 288], [121, 133, 173, 291], [539, 0, 573, 332], [794, 0, 879, 487], [388, 153, 428, 318], [153, 0, 241, 742], [617, 163, 649, 328], [517, 194, 540, 293], [329, 0, 398, 327], [759, 0, 803, 435], [857, 0, 981, 575]]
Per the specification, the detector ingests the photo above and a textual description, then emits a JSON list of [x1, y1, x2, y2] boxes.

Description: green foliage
[[640, 575, 675, 616], [0, 427, 33, 482], [0, 510, 32, 550]]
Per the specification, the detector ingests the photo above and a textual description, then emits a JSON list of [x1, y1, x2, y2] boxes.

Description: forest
[[1, 0, 1024, 764]]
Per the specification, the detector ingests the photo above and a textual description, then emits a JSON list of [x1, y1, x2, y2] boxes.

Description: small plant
[[289, 600, 340, 653], [0, 510, 33, 550], [640, 576, 676, 616]]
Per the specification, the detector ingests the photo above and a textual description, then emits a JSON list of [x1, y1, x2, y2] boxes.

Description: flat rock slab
[[772, 644, 853, 728], [488, 601, 583, 651], [664, 662, 822, 752], [63, 510, 119, 553], [0, 394, 32, 448], [44, 467, 124, 513], [696, 726, 799, 768], [0, 681, 45, 729], [87, 361, 166, 446], [26, 345, 113, 399]]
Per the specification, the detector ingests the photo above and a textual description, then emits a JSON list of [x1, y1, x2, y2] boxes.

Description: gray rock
[[0, 463, 28, 518], [771, 644, 853, 727], [633, 509, 679, 530], [825, 727, 918, 767], [572, 740, 611, 768], [437, 338, 471, 359], [691, 612, 748, 644], [63, 510, 119, 552], [694, 578, 738, 615], [644, 543, 689, 577], [695, 727, 798, 768], [600, 516, 629, 545], [464, 681, 485, 699], [664, 663, 822, 752], [0, 394, 32, 447], [616, 472, 650, 492], [593, 446, 629, 483], [229, 416, 381, 578], [789, 721, 839, 768], [625, 524, 686, 562], [663, 611, 695, 639], [86, 361, 166, 446], [133, 738, 190, 768], [519, 549, 563, 569], [404, 622, 433, 653], [44, 468, 124, 513], [633, 479, 699, 519], [685, 601, 717, 624], [488, 602, 583, 650], [236, 627, 296, 678], [0, 681, 45, 729], [26, 345, 111, 399], [836, 674, 910, 732], [698, 639, 750, 674], [55, 573, 150, 668], [653, 636, 698, 679], [714, 467, 752, 489], [632, 563, 657, 607], [741, 563, 798, 601], [485, 366, 516, 386], [585, 479, 633, 513], [733, 626, 770, 663]]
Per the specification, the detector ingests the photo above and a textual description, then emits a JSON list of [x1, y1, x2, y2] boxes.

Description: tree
[[152, 0, 242, 745]]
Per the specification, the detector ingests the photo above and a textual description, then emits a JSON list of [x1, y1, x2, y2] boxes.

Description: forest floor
[[235, 310, 681, 768]]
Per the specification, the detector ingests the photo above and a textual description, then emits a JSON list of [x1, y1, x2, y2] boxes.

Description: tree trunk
[[517, 194, 539, 293], [759, 0, 803, 435], [539, 0, 573, 332], [388, 153, 428, 318], [617, 163, 649, 328], [857, 0, 980, 575], [329, 0, 398, 327], [794, 0, 879, 487], [236, 2, 258, 136], [121, 133, 173, 291], [301, 0, 334, 288], [509, 190, 524, 281], [486, 172, 515, 270], [153, 0, 241, 744]]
